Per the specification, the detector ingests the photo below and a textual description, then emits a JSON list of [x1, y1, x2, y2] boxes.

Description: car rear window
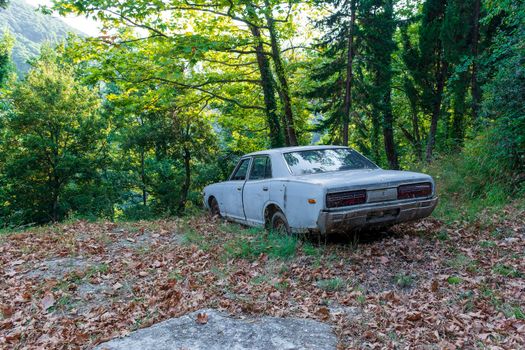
[[283, 148, 378, 175]]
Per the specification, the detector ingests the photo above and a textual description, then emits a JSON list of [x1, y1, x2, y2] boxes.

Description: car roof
[[244, 145, 348, 157]]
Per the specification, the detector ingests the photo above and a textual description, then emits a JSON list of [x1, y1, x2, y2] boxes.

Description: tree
[[0, 31, 14, 86], [1, 48, 107, 224], [360, 0, 399, 169], [309, 0, 359, 146], [402, 0, 449, 162], [482, 0, 525, 171], [51, 0, 305, 148]]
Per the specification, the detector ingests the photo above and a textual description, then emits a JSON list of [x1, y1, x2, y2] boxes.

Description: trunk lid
[[294, 169, 433, 202]]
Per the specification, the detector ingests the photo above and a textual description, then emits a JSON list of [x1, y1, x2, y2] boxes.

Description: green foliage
[[0, 0, 523, 226], [419, 128, 523, 223], [0, 32, 15, 86], [0, 48, 108, 225], [481, 1, 525, 171], [447, 276, 462, 285]]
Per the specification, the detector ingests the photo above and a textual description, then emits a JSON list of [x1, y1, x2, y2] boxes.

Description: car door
[[222, 157, 251, 221], [243, 155, 272, 225]]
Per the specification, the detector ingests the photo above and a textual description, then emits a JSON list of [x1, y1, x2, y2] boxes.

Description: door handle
[[237, 187, 242, 191], [262, 186, 268, 191]]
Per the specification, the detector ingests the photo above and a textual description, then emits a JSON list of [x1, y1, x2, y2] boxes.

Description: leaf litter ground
[[0, 206, 524, 349]]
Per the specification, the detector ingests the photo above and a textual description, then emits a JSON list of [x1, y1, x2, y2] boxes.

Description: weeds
[[448, 254, 478, 272], [394, 274, 415, 288], [224, 230, 299, 261], [182, 229, 210, 251], [436, 230, 449, 241], [447, 276, 462, 284], [492, 264, 522, 278], [302, 242, 320, 256], [317, 278, 346, 292], [479, 240, 497, 248]]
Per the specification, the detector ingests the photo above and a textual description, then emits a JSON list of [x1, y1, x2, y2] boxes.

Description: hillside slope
[[0, 0, 78, 73]]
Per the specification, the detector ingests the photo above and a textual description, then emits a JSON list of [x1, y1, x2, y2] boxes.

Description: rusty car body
[[203, 146, 438, 234]]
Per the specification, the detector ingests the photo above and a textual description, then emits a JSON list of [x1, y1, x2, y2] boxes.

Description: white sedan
[[203, 146, 438, 234]]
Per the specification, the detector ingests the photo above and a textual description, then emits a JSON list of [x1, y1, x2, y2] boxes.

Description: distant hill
[[0, 0, 79, 73]]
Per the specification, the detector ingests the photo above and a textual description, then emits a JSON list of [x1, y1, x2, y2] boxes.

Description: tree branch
[[147, 77, 265, 110]]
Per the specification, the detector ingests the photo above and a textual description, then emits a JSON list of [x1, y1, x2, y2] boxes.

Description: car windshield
[[283, 148, 378, 175]]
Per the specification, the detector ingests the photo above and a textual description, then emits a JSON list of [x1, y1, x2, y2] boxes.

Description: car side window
[[230, 158, 251, 181], [249, 156, 272, 180]]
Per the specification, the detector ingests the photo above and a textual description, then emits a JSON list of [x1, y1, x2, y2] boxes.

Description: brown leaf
[[1, 305, 14, 318], [431, 280, 439, 292], [196, 312, 208, 325], [406, 312, 422, 322], [317, 306, 330, 321]]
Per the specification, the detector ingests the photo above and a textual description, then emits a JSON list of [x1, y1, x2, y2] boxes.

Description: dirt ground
[[0, 206, 524, 349]]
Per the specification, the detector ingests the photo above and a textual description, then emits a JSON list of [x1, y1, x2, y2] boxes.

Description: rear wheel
[[209, 197, 221, 217], [270, 211, 290, 235]]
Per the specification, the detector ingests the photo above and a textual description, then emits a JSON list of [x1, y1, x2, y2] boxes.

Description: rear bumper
[[317, 196, 438, 234]]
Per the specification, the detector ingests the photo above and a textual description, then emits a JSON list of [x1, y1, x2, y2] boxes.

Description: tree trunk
[[380, 0, 398, 169], [410, 101, 422, 161], [404, 78, 423, 160], [382, 91, 398, 169], [371, 110, 381, 164], [426, 59, 448, 163], [51, 189, 59, 223], [342, 0, 356, 146], [249, 24, 284, 148], [471, 0, 481, 122], [263, 0, 298, 146], [178, 147, 191, 213], [140, 148, 147, 206]]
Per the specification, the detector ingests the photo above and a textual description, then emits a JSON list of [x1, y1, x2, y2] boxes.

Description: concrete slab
[[95, 309, 337, 350]]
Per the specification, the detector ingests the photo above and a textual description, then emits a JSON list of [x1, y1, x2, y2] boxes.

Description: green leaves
[[1, 48, 108, 224]]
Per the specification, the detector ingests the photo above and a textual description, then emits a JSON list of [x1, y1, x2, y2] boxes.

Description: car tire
[[270, 211, 290, 235], [209, 197, 221, 218]]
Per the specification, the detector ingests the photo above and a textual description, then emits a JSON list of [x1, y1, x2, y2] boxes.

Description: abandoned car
[[203, 146, 438, 234]]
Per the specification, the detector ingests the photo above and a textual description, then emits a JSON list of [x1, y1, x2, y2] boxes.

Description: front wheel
[[270, 211, 290, 235], [209, 197, 221, 218]]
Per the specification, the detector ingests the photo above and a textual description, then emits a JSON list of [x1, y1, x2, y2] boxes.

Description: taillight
[[397, 182, 432, 199], [326, 190, 367, 208]]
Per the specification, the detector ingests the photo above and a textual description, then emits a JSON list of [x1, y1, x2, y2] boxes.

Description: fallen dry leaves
[[0, 204, 523, 349], [196, 312, 208, 325]]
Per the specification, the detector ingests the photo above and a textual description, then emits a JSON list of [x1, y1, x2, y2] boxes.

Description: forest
[[0, 0, 524, 227], [1, 1, 524, 348]]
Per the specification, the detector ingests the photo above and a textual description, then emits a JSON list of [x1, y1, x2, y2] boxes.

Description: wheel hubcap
[[274, 219, 286, 233]]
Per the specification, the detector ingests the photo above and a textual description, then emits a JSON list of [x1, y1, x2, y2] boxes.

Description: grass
[[411, 133, 525, 224], [182, 229, 211, 251], [302, 242, 320, 256], [251, 274, 270, 285], [447, 254, 478, 272], [224, 230, 299, 261], [317, 278, 346, 292], [479, 240, 497, 248], [492, 264, 522, 278], [436, 230, 450, 241], [447, 276, 462, 284], [394, 274, 415, 288]]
